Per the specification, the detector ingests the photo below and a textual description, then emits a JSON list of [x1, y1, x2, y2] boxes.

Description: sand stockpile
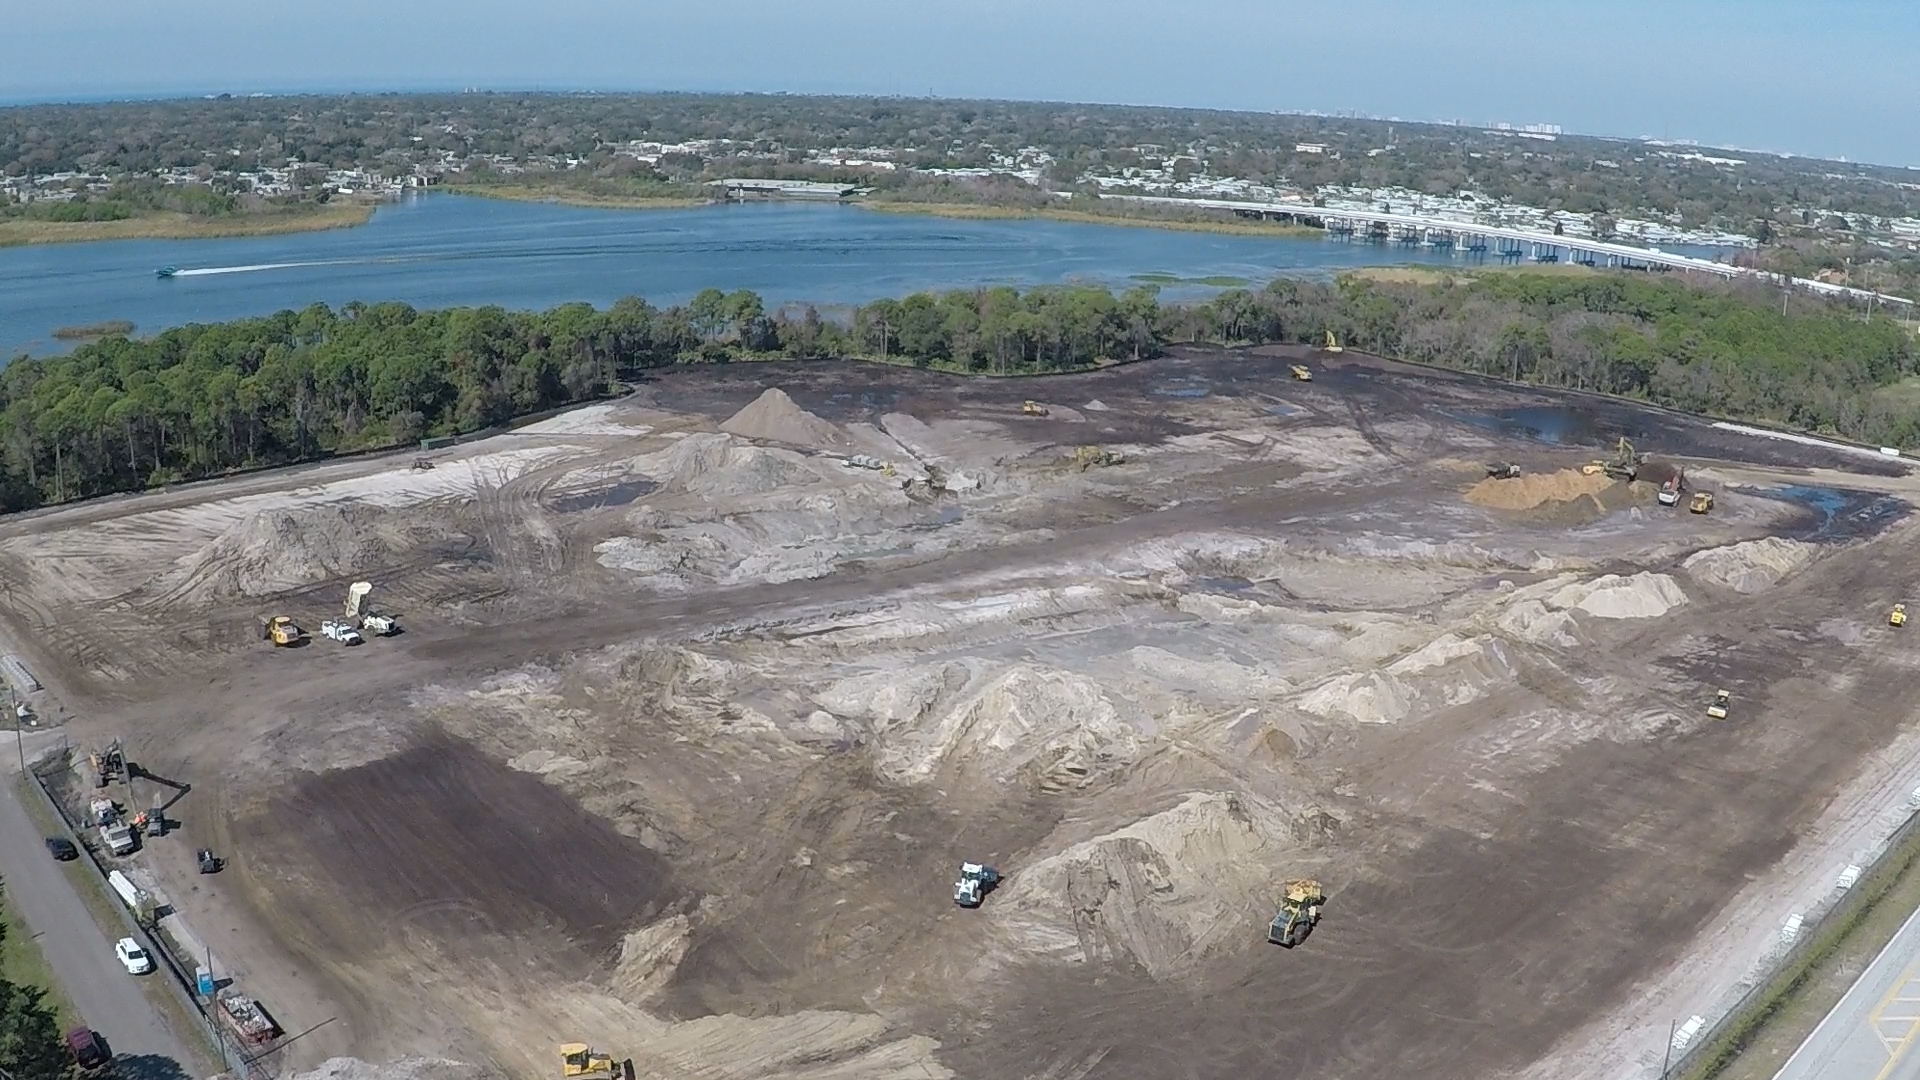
[[157, 505, 439, 601], [1465, 468, 1615, 511], [1549, 572, 1688, 619], [820, 662, 1145, 790], [720, 388, 850, 451], [630, 433, 822, 497], [992, 792, 1302, 977], [1683, 537, 1816, 593], [1295, 633, 1514, 724]]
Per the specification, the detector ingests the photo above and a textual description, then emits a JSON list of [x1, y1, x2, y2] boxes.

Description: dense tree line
[[8, 93, 1920, 233], [0, 272, 1914, 512]]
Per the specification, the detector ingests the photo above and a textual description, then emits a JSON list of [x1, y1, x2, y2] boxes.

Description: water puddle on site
[[1150, 377, 1211, 399], [1440, 405, 1623, 446], [1758, 483, 1907, 540], [551, 479, 659, 512]]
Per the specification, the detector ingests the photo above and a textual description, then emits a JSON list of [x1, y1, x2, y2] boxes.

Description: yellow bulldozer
[[1022, 400, 1049, 417], [1892, 603, 1907, 628], [560, 1045, 621, 1080], [1289, 364, 1313, 381], [258, 615, 304, 647], [1267, 879, 1325, 948]]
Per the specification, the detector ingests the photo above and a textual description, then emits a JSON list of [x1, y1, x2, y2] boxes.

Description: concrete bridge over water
[[1099, 193, 1914, 310]]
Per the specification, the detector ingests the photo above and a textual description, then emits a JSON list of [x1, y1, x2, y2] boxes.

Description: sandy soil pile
[[994, 792, 1304, 977], [1683, 537, 1816, 593], [161, 505, 439, 600], [1549, 572, 1689, 619], [1295, 633, 1515, 724], [1465, 468, 1615, 510], [720, 388, 850, 451], [818, 662, 1147, 790], [631, 433, 821, 497]]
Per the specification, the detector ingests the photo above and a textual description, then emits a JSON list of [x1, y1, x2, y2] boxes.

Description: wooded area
[[0, 272, 1912, 513]]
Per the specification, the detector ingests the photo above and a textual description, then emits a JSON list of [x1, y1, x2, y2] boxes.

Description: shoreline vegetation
[[442, 183, 707, 210], [0, 201, 375, 247], [0, 272, 1910, 514], [50, 320, 136, 340]]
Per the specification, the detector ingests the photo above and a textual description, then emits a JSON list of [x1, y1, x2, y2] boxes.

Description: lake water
[[0, 194, 1729, 356]]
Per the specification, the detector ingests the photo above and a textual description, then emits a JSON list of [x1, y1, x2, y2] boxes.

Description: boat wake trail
[[171, 261, 340, 277]]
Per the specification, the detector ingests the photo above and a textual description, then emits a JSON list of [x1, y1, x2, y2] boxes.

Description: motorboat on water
[[155, 266, 179, 279]]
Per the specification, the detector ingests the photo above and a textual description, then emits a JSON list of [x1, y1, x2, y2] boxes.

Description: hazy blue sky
[[6, 0, 1915, 165]]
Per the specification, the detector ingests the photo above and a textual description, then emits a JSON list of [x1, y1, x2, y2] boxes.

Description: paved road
[[1776, 899, 1920, 1080], [0, 736, 202, 1080]]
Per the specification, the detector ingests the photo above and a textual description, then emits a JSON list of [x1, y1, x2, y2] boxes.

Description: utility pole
[[1661, 1017, 1678, 1079]]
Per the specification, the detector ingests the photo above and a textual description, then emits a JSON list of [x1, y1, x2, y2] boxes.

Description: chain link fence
[[1664, 787, 1920, 1078]]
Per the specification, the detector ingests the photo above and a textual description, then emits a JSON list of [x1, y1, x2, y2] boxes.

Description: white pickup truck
[[99, 820, 136, 856], [320, 619, 363, 645]]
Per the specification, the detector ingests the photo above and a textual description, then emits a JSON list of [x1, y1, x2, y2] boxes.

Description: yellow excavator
[[1321, 331, 1344, 355], [560, 1045, 620, 1080], [1267, 879, 1326, 948], [258, 615, 304, 647], [1290, 364, 1313, 381], [1892, 603, 1908, 628]]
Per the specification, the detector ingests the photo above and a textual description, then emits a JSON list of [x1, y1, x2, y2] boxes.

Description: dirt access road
[[0, 345, 1916, 1080]]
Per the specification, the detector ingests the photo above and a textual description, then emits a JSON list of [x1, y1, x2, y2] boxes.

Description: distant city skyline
[[5, 0, 1915, 166]]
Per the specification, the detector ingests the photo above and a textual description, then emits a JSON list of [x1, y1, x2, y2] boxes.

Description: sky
[[4, 0, 1917, 165]]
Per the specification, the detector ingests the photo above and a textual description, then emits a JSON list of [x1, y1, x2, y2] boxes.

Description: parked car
[[66, 1027, 109, 1070], [44, 836, 77, 861], [114, 937, 153, 975]]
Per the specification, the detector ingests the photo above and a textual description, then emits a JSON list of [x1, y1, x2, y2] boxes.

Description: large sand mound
[[1683, 537, 1815, 593], [160, 505, 437, 601], [1465, 468, 1615, 510], [1295, 633, 1514, 724], [720, 388, 850, 451], [633, 433, 820, 497], [1549, 572, 1688, 619], [819, 663, 1145, 790], [993, 792, 1301, 977]]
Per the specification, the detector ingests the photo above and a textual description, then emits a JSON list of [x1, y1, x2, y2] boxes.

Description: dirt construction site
[[11, 344, 1920, 1080]]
